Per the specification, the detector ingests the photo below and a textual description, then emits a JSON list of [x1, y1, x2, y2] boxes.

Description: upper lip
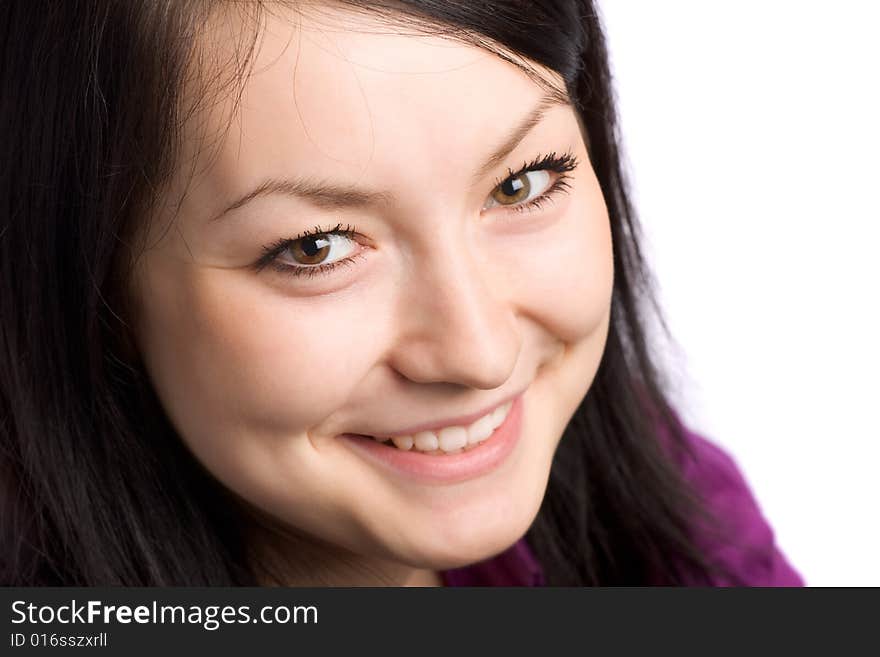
[[349, 389, 524, 439]]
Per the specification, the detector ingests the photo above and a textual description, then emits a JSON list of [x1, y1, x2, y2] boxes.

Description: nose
[[387, 234, 521, 390]]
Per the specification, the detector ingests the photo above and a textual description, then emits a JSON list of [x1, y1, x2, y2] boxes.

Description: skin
[[130, 4, 614, 586]]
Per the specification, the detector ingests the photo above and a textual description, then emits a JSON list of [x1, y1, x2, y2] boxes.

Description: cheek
[[134, 263, 382, 442], [506, 173, 614, 344]]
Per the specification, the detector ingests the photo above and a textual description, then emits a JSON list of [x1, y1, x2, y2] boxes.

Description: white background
[[598, 1, 879, 585]]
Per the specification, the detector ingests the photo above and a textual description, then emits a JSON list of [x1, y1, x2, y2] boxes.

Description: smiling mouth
[[353, 400, 514, 455]]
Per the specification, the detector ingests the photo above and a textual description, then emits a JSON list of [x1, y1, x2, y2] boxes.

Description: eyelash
[[254, 150, 579, 280], [492, 150, 578, 214], [253, 222, 363, 279]]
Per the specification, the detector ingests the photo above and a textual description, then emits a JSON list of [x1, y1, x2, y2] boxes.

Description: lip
[[360, 390, 525, 439], [338, 391, 525, 485]]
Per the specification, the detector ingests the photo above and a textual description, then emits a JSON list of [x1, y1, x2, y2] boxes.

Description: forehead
[[176, 4, 569, 219]]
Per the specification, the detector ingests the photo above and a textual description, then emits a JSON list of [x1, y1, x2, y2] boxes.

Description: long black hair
[[0, 0, 728, 585]]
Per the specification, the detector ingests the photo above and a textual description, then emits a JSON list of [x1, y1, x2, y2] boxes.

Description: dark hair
[[0, 0, 727, 585]]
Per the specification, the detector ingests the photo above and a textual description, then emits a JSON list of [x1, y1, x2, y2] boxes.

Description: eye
[[485, 170, 552, 209], [275, 231, 357, 268], [482, 151, 579, 213], [252, 223, 364, 280]]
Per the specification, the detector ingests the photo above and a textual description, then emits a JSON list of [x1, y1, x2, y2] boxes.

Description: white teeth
[[437, 426, 468, 452], [391, 435, 413, 450], [413, 431, 439, 452], [370, 399, 514, 454], [490, 402, 511, 428], [466, 413, 496, 445]]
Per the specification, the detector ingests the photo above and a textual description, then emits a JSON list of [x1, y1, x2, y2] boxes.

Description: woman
[[0, 0, 803, 586]]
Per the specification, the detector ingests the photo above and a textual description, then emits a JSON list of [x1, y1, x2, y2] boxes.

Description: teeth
[[466, 413, 496, 445], [391, 435, 413, 450], [413, 431, 439, 452], [490, 404, 509, 428], [370, 400, 513, 454], [437, 426, 468, 452]]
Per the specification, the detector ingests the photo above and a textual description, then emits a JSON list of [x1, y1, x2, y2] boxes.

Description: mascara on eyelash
[[253, 222, 357, 272], [497, 150, 579, 187], [268, 253, 364, 279], [254, 149, 579, 275]]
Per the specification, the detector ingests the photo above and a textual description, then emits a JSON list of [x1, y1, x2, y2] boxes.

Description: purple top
[[441, 425, 804, 586]]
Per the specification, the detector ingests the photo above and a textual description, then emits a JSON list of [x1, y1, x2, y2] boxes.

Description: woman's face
[[132, 5, 613, 583]]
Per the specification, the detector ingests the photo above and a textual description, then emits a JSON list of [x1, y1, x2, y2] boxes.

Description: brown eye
[[278, 232, 357, 268], [487, 170, 551, 208], [290, 235, 331, 265], [492, 174, 531, 204]]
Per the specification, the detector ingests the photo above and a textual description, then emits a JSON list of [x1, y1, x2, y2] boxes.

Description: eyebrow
[[210, 90, 570, 222]]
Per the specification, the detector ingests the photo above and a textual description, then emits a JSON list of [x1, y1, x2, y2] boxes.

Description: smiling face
[[130, 4, 614, 584]]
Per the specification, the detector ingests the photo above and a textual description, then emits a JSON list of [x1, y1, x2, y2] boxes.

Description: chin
[[380, 488, 545, 571], [388, 454, 552, 570]]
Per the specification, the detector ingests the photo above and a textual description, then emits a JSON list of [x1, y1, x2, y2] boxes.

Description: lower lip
[[338, 393, 524, 485]]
